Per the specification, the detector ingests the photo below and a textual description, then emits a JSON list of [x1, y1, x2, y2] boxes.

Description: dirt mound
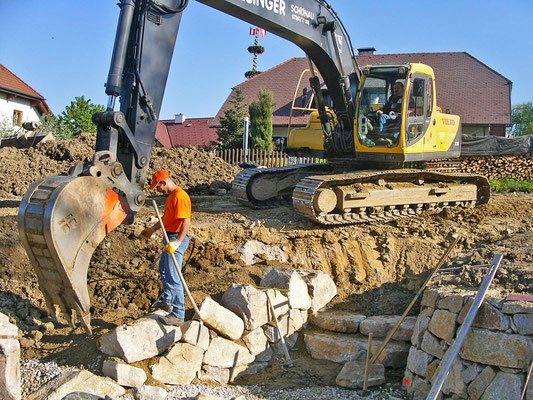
[[0, 134, 239, 198]]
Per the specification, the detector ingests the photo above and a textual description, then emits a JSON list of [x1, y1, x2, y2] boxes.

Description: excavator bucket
[[18, 175, 131, 334]]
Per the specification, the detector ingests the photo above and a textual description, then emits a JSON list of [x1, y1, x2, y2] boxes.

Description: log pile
[[428, 154, 533, 181]]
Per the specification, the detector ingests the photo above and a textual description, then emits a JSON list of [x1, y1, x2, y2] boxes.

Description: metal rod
[[521, 360, 533, 400], [152, 200, 201, 318], [426, 254, 503, 400], [363, 332, 373, 390], [370, 234, 462, 364]]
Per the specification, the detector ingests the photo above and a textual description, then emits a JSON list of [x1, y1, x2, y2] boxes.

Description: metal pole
[[426, 254, 503, 400], [243, 116, 249, 161]]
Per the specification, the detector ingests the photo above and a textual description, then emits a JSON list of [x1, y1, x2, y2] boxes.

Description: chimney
[[357, 47, 376, 55], [175, 113, 186, 124]]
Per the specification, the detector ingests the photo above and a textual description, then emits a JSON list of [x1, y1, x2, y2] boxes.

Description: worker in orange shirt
[[141, 170, 191, 326]]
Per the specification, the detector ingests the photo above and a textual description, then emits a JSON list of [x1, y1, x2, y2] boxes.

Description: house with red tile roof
[[155, 114, 218, 148], [0, 64, 51, 128], [214, 51, 512, 139]]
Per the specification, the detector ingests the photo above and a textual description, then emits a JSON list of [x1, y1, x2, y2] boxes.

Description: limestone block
[[150, 342, 204, 385], [229, 362, 269, 382], [420, 330, 446, 359], [336, 361, 385, 388], [27, 370, 125, 400], [296, 269, 337, 313], [438, 294, 464, 314], [288, 308, 306, 332], [411, 308, 432, 347], [359, 315, 416, 342], [196, 393, 222, 400], [133, 385, 167, 400], [0, 313, 20, 400], [203, 337, 255, 368], [97, 317, 181, 363], [181, 320, 210, 351], [264, 314, 292, 343], [200, 365, 230, 384], [102, 359, 147, 388], [406, 347, 433, 377], [309, 310, 366, 333], [502, 301, 533, 315], [467, 366, 496, 400], [198, 297, 244, 341], [513, 313, 533, 335], [234, 240, 287, 265], [421, 288, 439, 308], [459, 328, 533, 368], [221, 285, 269, 331], [441, 359, 467, 398], [428, 309, 457, 344], [458, 299, 510, 331], [260, 267, 311, 310], [303, 331, 410, 368], [480, 371, 523, 400], [242, 328, 271, 362]]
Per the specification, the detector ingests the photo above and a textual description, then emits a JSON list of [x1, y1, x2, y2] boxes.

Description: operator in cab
[[376, 81, 404, 134], [141, 170, 191, 326]]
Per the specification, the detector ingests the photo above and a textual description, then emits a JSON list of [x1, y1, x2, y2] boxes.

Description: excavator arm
[[18, 0, 361, 333]]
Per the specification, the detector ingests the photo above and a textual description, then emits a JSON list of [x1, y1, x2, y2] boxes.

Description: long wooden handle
[[266, 293, 292, 363], [369, 234, 461, 364], [152, 200, 201, 318]]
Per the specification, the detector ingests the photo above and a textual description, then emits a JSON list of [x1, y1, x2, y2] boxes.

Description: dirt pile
[[0, 134, 238, 198]]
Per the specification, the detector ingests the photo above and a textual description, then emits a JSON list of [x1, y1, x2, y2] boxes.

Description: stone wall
[[404, 287, 533, 400]]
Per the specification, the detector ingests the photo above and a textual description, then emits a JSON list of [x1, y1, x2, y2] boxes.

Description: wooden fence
[[215, 148, 325, 167]]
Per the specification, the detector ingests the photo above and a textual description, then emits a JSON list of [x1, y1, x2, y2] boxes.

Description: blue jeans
[[379, 113, 393, 134], [159, 233, 189, 319]]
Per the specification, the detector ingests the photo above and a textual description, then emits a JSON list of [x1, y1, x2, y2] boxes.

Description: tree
[[40, 113, 69, 140], [510, 102, 533, 137], [216, 89, 247, 149], [248, 89, 275, 150], [58, 96, 105, 138]]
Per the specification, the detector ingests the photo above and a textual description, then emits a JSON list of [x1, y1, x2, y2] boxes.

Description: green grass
[[490, 178, 533, 193]]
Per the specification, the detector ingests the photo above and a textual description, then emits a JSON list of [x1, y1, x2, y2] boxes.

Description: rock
[[420, 330, 446, 359], [441, 359, 467, 398], [200, 365, 230, 385], [263, 314, 294, 343], [458, 299, 510, 331], [303, 331, 410, 368], [359, 315, 416, 342], [296, 269, 337, 313], [203, 337, 255, 368], [336, 361, 385, 388], [467, 366, 496, 400], [480, 371, 523, 400], [97, 316, 181, 363], [260, 267, 311, 310], [27, 370, 125, 400], [513, 313, 533, 335], [271, 332, 298, 355], [133, 385, 167, 400], [198, 297, 244, 341], [309, 310, 366, 333], [233, 240, 287, 265], [181, 320, 210, 351], [502, 301, 533, 315], [102, 359, 147, 388], [150, 342, 204, 385], [229, 362, 269, 382], [426, 360, 439, 381], [242, 328, 272, 362], [0, 313, 20, 400], [428, 309, 457, 344], [421, 289, 439, 308], [221, 285, 269, 331], [411, 308, 432, 347], [463, 362, 482, 385], [437, 294, 464, 314], [459, 328, 533, 369], [196, 393, 222, 400], [406, 347, 433, 377], [411, 376, 431, 400]]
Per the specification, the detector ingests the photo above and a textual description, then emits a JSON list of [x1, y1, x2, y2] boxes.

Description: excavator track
[[292, 170, 490, 225]]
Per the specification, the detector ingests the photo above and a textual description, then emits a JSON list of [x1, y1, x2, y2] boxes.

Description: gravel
[[20, 359, 77, 399]]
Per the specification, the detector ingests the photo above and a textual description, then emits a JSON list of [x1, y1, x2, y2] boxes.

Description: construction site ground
[[0, 136, 532, 396]]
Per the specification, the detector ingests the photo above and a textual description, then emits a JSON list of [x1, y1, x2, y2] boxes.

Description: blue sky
[[1, 0, 532, 120]]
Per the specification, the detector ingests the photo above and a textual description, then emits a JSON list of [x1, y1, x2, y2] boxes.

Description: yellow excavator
[[18, 0, 489, 333]]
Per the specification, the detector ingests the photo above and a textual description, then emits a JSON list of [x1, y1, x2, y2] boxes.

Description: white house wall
[[0, 93, 42, 126]]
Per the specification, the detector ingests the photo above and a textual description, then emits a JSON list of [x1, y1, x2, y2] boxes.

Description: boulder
[[411, 308, 432, 347], [198, 297, 244, 341], [406, 347, 433, 377], [467, 366, 496, 400], [260, 267, 311, 310], [234, 240, 287, 265], [513, 313, 533, 335], [480, 371, 523, 400], [359, 315, 416, 342], [150, 342, 204, 385], [203, 337, 255, 368], [97, 316, 181, 363], [501, 301, 533, 315], [221, 285, 269, 331], [181, 320, 210, 351], [200, 365, 230, 385], [133, 385, 167, 400], [0, 313, 20, 400], [309, 310, 366, 333], [242, 328, 272, 362], [458, 299, 510, 331], [336, 361, 385, 389], [102, 359, 147, 388], [296, 269, 337, 313], [437, 294, 464, 314], [420, 330, 446, 359], [428, 309, 457, 344]]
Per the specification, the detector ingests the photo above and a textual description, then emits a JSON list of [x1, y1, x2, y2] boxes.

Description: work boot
[[159, 314, 184, 326], [152, 300, 173, 314]]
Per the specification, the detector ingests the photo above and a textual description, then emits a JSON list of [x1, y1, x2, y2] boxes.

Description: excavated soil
[[0, 136, 532, 392]]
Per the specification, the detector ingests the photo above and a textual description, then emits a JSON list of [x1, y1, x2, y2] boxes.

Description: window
[[13, 110, 22, 126]]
